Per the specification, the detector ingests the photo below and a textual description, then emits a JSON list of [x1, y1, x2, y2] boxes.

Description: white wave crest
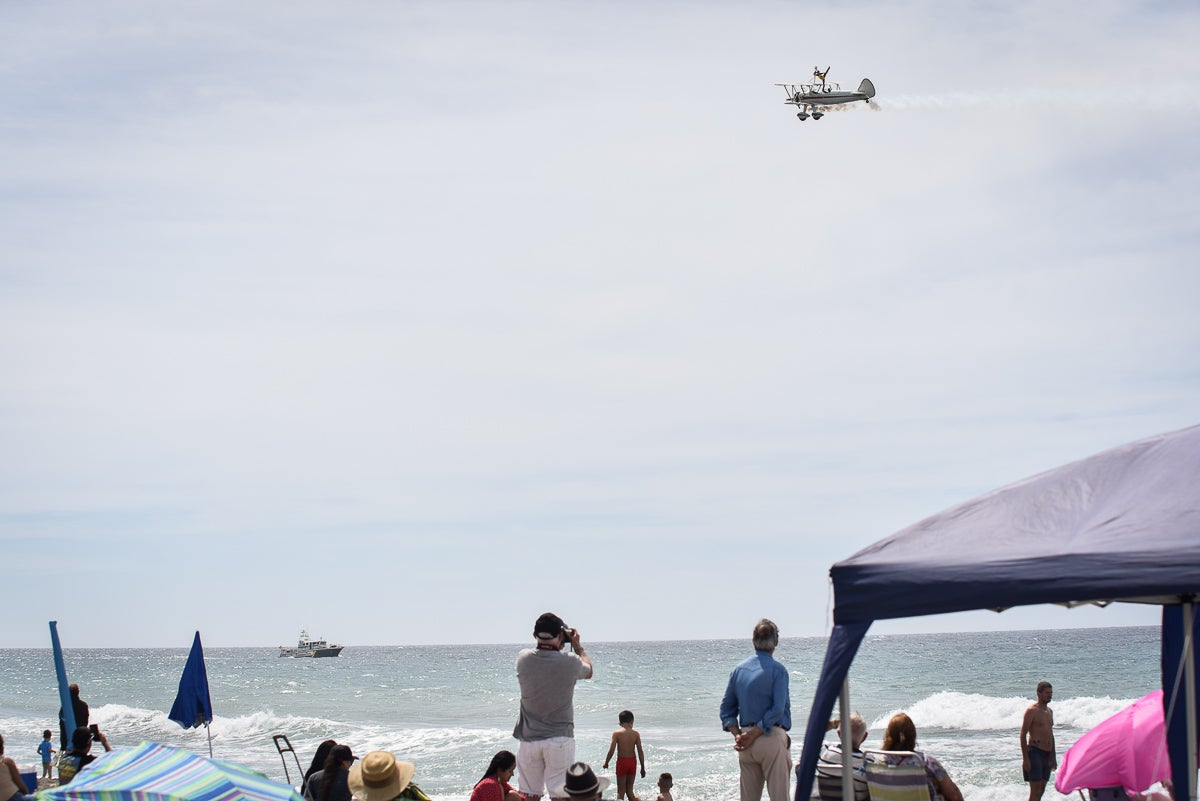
[[88, 703, 345, 744], [870, 691, 1139, 732]]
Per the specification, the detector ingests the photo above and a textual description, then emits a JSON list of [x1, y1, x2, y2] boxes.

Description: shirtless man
[[1021, 681, 1056, 801]]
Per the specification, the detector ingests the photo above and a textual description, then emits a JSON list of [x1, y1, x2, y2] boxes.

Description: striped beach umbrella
[[41, 742, 303, 801]]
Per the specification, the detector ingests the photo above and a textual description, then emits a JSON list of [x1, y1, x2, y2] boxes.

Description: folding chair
[[861, 750, 932, 801], [815, 744, 869, 801]]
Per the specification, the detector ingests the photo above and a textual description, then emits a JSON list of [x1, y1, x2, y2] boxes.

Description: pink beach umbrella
[[1056, 691, 1172, 795]]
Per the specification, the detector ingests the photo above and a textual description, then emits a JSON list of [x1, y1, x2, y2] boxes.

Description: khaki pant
[[738, 725, 792, 801]]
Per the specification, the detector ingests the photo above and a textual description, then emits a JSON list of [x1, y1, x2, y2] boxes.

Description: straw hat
[[551, 762, 610, 799], [348, 751, 416, 801]]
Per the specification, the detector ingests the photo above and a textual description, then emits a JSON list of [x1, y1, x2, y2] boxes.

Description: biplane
[[775, 66, 876, 121]]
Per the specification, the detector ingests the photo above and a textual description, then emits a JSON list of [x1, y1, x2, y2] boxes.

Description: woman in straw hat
[[348, 751, 431, 801]]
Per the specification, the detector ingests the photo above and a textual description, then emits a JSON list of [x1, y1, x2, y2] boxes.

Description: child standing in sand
[[603, 710, 646, 801], [654, 773, 673, 801], [38, 730, 56, 779]]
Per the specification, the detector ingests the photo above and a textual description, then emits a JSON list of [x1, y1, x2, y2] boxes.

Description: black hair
[[619, 710, 634, 724], [305, 741, 337, 782], [476, 750, 517, 788], [300, 740, 337, 797], [71, 727, 91, 751], [319, 745, 354, 801]]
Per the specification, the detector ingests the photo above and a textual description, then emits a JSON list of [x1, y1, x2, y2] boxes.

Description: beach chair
[[861, 750, 932, 801], [815, 743, 869, 801], [1088, 789, 1132, 801]]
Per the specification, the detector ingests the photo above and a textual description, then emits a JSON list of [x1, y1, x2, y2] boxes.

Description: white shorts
[[517, 736, 575, 797]]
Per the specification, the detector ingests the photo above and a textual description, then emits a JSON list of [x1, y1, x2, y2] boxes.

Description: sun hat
[[551, 762, 611, 799], [348, 751, 416, 801], [534, 612, 566, 641]]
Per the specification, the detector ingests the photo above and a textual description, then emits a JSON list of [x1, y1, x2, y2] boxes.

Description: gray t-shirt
[[512, 647, 591, 741]]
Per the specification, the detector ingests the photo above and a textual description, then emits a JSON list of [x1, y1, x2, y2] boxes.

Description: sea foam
[[872, 691, 1138, 732]]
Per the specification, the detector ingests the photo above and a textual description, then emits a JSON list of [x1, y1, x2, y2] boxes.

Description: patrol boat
[[278, 629, 344, 658]]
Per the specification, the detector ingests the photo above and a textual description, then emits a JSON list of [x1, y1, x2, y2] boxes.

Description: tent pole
[[840, 677, 852, 801], [1185, 600, 1196, 801]]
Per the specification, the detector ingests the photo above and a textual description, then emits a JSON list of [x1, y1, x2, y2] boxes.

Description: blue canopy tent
[[794, 424, 1200, 801]]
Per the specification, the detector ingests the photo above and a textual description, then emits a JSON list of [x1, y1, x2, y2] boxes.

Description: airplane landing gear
[[796, 111, 809, 121], [812, 111, 824, 120]]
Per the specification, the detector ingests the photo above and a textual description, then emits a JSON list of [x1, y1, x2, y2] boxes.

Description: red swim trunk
[[616, 757, 637, 777]]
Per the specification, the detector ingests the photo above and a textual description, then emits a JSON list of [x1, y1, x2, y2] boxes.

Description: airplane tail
[[857, 78, 876, 99]]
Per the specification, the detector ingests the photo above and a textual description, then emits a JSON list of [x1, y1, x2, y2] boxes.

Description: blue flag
[[168, 631, 213, 729]]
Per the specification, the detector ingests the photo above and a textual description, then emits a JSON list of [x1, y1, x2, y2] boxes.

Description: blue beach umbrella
[[50, 622, 77, 748], [40, 741, 303, 801], [168, 632, 214, 757]]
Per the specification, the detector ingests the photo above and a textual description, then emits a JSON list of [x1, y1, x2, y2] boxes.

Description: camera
[[89, 724, 101, 739], [561, 626, 578, 650]]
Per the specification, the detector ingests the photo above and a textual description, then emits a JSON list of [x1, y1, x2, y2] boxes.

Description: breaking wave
[[869, 691, 1139, 732]]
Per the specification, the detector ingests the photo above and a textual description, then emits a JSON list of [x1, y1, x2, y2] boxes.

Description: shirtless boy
[[1021, 681, 1057, 801], [603, 710, 646, 801], [654, 773, 673, 801]]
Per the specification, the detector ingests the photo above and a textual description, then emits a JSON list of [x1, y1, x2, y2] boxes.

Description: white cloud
[[1, 0, 1196, 647]]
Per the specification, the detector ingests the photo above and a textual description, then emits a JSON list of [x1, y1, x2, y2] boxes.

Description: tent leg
[[840, 678, 852, 801], [1185, 601, 1197, 801]]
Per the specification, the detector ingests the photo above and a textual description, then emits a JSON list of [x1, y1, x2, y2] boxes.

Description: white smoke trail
[[892, 86, 1200, 111], [805, 85, 1199, 112]]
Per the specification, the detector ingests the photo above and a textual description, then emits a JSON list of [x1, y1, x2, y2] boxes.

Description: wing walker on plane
[[775, 66, 876, 121]]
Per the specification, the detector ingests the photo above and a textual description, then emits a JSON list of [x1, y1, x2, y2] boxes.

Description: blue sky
[[2, 1, 1197, 647]]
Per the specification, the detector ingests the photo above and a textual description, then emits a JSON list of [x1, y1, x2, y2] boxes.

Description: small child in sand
[[602, 710, 646, 801], [38, 730, 55, 779], [654, 773, 673, 801]]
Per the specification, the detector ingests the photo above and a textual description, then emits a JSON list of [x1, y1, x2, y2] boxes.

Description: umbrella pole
[[840, 677, 853, 801], [1186, 600, 1197, 801], [206, 721, 213, 759]]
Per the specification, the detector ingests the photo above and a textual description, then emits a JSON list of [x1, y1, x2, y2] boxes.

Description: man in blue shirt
[[720, 619, 791, 801]]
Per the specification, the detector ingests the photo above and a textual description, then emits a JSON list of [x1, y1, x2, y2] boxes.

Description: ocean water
[[0, 627, 1162, 801]]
